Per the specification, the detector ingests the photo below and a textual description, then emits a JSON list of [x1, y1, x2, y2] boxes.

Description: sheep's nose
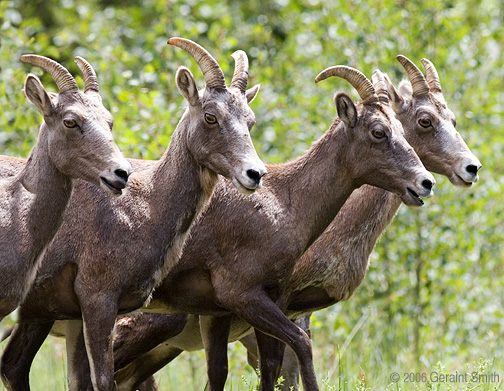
[[466, 164, 481, 176], [115, 168, 130, 183], [422, 179, 434, 192], [247, 168, 265, 184]]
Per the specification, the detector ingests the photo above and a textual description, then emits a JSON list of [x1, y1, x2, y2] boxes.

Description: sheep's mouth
[[453, 173, 474, 188], [406, 187, 424, 206], [101, 177, 124, 196], [232, 177, 258, 195]]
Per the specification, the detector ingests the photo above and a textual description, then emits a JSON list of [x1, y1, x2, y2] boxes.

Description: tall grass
[[1, 305, 502, 391]]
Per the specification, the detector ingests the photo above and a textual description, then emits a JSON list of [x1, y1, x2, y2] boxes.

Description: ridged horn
[[230, 50, 248, 94], [75, 56, 99, 94], [371, 69, 389, 103], [168, 37, 226, 90], [21, 54, 78, 94], [421, 58, 442, 93], [315, 65, 378, 105], [396, 55, 430, 96]]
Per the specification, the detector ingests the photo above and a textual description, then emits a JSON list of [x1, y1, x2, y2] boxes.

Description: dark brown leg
[[278, 315, 311, 391], [114, 313, 188, 369], [66, 320, 92, 391], [71, 292, 119, 391], [255, 330, 286, 391], [115, 345, 183, 391], [217, 288, 318, 391], [1, 321, 54, 391], [200, 315, 232, 391]]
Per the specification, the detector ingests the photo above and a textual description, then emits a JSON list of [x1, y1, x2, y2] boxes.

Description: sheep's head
[[21, 55, 131, 195], [316, 65, 435, 207], [381, 55, 481, 187], [169, 38, 266, 194]]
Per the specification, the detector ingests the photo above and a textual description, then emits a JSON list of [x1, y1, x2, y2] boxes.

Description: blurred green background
[[0, 0, 503, 390]]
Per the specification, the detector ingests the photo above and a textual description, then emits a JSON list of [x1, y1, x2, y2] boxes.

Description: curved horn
[[168, 37, 226, 90], [371, 69, 389, 103], [421, 58, 442, 93], [75, 56, 99, 94], [396, 55, 430, 96], [21, 54, 78, 94], [315, 65, 378, 105], [230, 50, 248, 93]]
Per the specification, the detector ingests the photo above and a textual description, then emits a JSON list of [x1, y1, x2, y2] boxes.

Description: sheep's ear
[[245, 84, 260, 103], [335, 93, 357, 138], [398, 80, 413, 99], [24, 74, 53, 116], [176, 66, 200, 107], [387, 76, 408, 114]]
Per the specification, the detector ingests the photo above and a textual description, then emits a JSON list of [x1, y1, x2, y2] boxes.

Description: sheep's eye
[[204, 113, 217, 125], [372, 128, 386, 139], [63, 119, 78, 128], [418, 118, 432, 128]]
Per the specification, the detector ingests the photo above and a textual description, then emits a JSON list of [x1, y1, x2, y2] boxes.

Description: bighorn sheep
[[111, 64, 434, 391], [107, 56, 480, 391], [0, 38, 266, 391], [0, 55, 131, 319]]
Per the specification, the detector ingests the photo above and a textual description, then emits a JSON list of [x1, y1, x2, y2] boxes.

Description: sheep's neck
[[268, 120, 356, 251], [0, 124, 72, 308], [16, 125, 73, 262], [288, 185, 403, 310], [129, 113, 217, 281]]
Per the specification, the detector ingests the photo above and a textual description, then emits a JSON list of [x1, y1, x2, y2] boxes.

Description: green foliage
[[1, 0, 503, 390]]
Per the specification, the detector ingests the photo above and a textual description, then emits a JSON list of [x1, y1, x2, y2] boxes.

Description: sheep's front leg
[[217, 287, 318, 391], [274, 315, 311, 391], [75, 293, 119, 391], [115, 344, 183, 391], [240, 321, 304, 391], [275, 315, 312, 391], [254, 329, 286, 391], [200, 315, 232, 391], [113, 313, 188, 391], [114, 313, 188, 370], [1, 321, 54, 391], [66, 319, 92, 391]]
